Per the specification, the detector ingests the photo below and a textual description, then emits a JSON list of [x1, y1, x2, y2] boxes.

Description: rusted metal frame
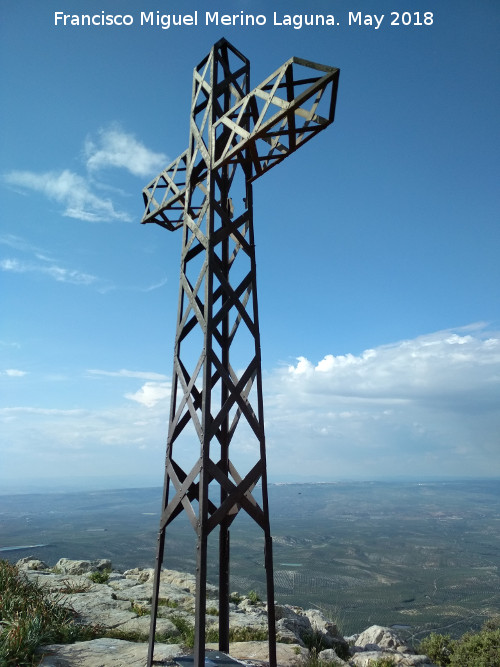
[[208, 353, 258, 438], [215, 97, 252, 161], [226, 461, 262, 524], [205, 459, 266, 532], [179, 259, 207, 319], [214, 250, 252, 308], [217, 195, 232, 655], [211, 266, 255, 335], [253, 69, 287, 133], [260, 115, 290, 164], [292, 88, 331, 148], [214, 50, 250, 652], [242, 177, 277, 667], [214, 68, 337, 171], [214, 44, 247, 94], [192, 59, 213, 116], [208, 458, 264, 527], [211, 212, 252, 261], [160, 459, 218, 529], [171, 366, 204, 446], [169, 359, 221, 445], [148, 208, 196, 667], [180, 273, 206, 333], [184, 209, 209, 249], [209, 352, 260, 441], [223, 284, 253, 350], [147, 42, 341, 667], [217, 38, 249, 70], [192, 47, 218, 665], [212, 162, 238, 204], [160, 459, 201, 531], [183, 234, 208, 263], [285, 63, 297, 152], [143, 69, 336, 225], [190, 121, 211, 174], [176, 311, 199, 346], [143, 65, 337, 225], [226, 370, 256, 442], [168, 353, 204, 440], [141, 150, 188, 225]]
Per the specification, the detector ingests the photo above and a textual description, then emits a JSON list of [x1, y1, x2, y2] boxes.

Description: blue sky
[[1, 0, 499, 491]]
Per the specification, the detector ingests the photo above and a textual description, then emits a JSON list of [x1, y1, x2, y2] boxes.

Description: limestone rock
[[13, 558, 438, 667], [350, 651, 436, 666], [274, 604, 347, 656], [60, 588, 134, 628], [37, 638, 183, 666], [207, 640, 308, 665], [55, 558, 112, 575], [351, 625, 437, 666], [355, 624, 411, 651], [318, 648, 348, 665], [16, 557, 49, 571]]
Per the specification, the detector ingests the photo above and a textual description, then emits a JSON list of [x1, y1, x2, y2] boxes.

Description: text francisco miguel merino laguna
[[54, 10, 342, 30]]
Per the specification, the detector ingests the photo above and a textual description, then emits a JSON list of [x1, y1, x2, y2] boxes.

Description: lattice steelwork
[[142, 39, 339, 667]]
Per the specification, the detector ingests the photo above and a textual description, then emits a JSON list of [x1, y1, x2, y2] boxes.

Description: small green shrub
[[157, 597, 178, 609], [303, 630, 329, 654], [247, 590, 260, 604], [367, 659, 397, 667], [418, 624, 500, 667], [418, 632, 453, 666], [0, 560, 100, 666], [229, 592, 242, 604], [229, 627, 267, 642], [59, 578, 92, 594], [483, 617, 500, 631], [206, 606, 219, 616], [88, 569, 111, 584], [101, 627, 147, 642], [170, 615, 196, 648], [130, 600, 150, 616], [449, 628, 500, 667], [300, 649, 343, 667]]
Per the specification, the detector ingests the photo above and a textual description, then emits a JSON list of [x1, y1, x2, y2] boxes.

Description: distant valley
[[1, 480, 499, 642]]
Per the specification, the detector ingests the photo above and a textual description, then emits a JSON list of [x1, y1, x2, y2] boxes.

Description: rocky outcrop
[[346, 625, 436, 666], [16, 558, 437, 666]]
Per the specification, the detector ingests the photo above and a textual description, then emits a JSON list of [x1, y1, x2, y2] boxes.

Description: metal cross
[[142, 38, 339, 667]]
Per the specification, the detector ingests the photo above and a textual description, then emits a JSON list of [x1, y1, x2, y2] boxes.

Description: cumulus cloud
[[265, 325, 500, 479], [125, 381, 171, 408], [3, 169, 131, 223], [85, 126, 168, 178], [1, 325, 499, 483]]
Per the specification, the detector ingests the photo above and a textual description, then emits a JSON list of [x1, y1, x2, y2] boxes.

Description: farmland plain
[[1, 480, 499, 642]]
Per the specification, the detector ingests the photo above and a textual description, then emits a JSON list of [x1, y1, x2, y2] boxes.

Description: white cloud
[[3, 169, 131, 222], [1, 257, 98, 285], [125, 381, 171, 407], [85, 126, 168, 178], [2, 369, 27, 377], [265, 325, 500, 479], [3, 124, 166, 224], [88, 369, 168, 381], [1, 325, 498, 484]]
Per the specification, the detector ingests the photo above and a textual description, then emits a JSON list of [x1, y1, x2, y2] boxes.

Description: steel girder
[[143, 38, 339, 667]]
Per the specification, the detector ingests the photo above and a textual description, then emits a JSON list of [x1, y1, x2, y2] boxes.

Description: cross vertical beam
[[142, 38, 339, 667]]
